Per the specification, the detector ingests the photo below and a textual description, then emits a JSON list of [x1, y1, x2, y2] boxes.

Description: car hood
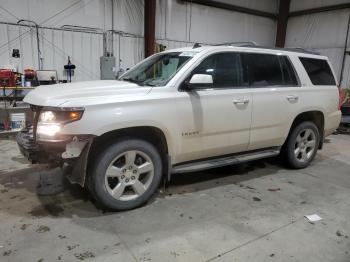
[[23, 80, 152, 107]]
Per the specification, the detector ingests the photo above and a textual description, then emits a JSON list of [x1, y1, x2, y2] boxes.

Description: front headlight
[[40, 111, 56, 122], [37, 123, 61, 137], [37, 108, 84, 139]]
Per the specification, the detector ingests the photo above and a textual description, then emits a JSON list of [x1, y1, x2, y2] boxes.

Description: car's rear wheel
[[90, 139, 162, 211], [283, 121, 320, 169]]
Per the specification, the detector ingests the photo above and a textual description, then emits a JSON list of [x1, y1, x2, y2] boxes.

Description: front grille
[[27, 104, 42, 142]]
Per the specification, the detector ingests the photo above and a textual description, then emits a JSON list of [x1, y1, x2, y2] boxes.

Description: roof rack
[[214, 41, 258, 47], [248, 46, 320, 55], [192, 43, 202, 49], [283, 47, 320, 55], [192, 42, 320, 55]]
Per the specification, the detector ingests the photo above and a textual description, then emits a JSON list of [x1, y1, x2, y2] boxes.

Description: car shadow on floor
[[162, 156, 284, 196], [0, 155, 287, 219]]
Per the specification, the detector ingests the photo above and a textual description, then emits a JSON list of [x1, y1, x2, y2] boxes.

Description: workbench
[[0, 86, 35, 101]]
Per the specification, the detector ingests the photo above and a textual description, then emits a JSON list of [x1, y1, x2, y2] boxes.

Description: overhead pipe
[[17, 19, 42, 70], [111, 0, 114, 55], [60, 25, 104, 33], [60, 25, 108, 56]]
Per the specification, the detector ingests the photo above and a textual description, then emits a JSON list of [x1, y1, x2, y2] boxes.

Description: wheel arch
[[86, 126, 171, 187], [285, 110, 325, 149]]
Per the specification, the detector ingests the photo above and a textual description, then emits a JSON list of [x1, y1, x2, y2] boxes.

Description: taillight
[[338, 87, 343, 110]]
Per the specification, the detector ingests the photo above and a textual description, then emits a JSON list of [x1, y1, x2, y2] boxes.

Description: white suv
[[17, 43, 341, 210]]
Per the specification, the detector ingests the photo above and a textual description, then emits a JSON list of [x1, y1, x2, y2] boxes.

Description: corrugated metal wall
[[0, 0, 279, 82], [286, 0, 350, 88], [155, 0, 277, 46], [0, 23, 104, 81], [0, 0, 145, 81]]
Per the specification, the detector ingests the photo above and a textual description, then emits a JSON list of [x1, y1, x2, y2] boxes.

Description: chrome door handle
[[286, 95, 299, 101], [233, 98, 249, 105]]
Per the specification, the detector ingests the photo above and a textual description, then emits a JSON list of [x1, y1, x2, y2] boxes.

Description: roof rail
[[214, 41, 258, 47], [192, 42, 320, 55], [193, 43, 202, 49], [232, 45, 320, 55], [283, 47, 320, 55]]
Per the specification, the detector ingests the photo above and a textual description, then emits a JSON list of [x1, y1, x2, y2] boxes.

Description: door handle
[[286, 95, 299, 102], [233, 98, 249, 105]]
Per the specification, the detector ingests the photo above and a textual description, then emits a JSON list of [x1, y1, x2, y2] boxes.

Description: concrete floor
[[0, 135, 349, 262]]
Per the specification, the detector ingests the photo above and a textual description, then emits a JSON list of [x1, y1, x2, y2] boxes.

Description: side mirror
[[187, 74, 213, 89]]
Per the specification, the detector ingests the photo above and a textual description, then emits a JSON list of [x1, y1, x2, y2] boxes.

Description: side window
[[280, 56, 299, 86], [191, 53, 245, 88], [242, 53, 283, 87], [299, 57, 336, 85]]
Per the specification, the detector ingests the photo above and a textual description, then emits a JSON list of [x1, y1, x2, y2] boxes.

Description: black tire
[[283, 121, 320, 169], [90, 139, 162, 211]]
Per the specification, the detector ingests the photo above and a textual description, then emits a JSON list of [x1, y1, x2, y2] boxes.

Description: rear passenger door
[[242, 53, 301, 150]]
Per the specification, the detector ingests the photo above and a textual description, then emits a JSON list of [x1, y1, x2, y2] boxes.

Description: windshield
[[119, 52, 196, 87]]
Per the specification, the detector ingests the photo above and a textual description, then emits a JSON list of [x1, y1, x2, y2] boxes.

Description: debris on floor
[[252, 197, 262, 201], [336, 230, 348, 238], [74, 251, 95, 260], [268, 188, 281, 192], [305, 214, 322, 222], [36, 225, 50, 233], [36, 168, 66, 196]]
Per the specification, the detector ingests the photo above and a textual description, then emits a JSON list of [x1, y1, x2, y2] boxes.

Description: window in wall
[[299, 57, 336, 86], [191, 52, 245, 88]]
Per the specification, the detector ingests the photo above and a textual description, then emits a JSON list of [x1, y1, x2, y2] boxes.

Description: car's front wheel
[[283, 121, 320, 169], [90, 139, 162, 211]]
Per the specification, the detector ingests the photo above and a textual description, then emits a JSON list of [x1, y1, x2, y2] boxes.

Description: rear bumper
[[325, 110, 341, 137]]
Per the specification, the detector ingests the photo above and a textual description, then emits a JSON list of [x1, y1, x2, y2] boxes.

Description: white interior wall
[[0, 0, 143, 81], [0, 0, 278, 81], [156, 0, 277, 47], [0, 0, 111, 29], [290, 0, 350, 12], [286, 1, 350, 88], [0, 23, 104, 81]]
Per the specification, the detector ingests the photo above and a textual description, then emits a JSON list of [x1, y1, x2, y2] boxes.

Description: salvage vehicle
[[17, 43, 341, 211]]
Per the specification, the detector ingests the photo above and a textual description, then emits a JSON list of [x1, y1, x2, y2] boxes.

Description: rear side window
[[242, 53, 298, 87], [280, 56, 299, 86], [299, 57, 336, 85]]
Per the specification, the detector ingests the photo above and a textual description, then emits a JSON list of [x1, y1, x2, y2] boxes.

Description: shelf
[[1, 87, 35, 90]]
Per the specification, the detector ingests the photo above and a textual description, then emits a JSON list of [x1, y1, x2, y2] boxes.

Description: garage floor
[[0, 134, 349, 262]]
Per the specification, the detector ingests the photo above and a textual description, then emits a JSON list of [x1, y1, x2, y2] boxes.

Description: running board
[[172, 149, 280, 174]]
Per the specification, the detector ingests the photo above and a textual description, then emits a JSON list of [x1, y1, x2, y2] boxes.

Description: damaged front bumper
[[16, 126, 95, 187]]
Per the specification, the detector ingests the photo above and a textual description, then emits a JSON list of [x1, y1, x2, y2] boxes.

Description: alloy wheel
[[294, 128, 316, 163], [104, 150, 154, 201]]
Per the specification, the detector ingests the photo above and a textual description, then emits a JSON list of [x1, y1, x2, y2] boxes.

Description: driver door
[[175, 52, 252, 163]]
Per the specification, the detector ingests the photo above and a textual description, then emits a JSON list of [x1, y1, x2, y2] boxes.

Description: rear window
[[299, 57, 336, 86]]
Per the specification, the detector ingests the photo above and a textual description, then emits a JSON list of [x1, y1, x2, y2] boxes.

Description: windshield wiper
[[143, 83, 156, 87], [123, 78, 157, 87], [122, 78, 142, 85]]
